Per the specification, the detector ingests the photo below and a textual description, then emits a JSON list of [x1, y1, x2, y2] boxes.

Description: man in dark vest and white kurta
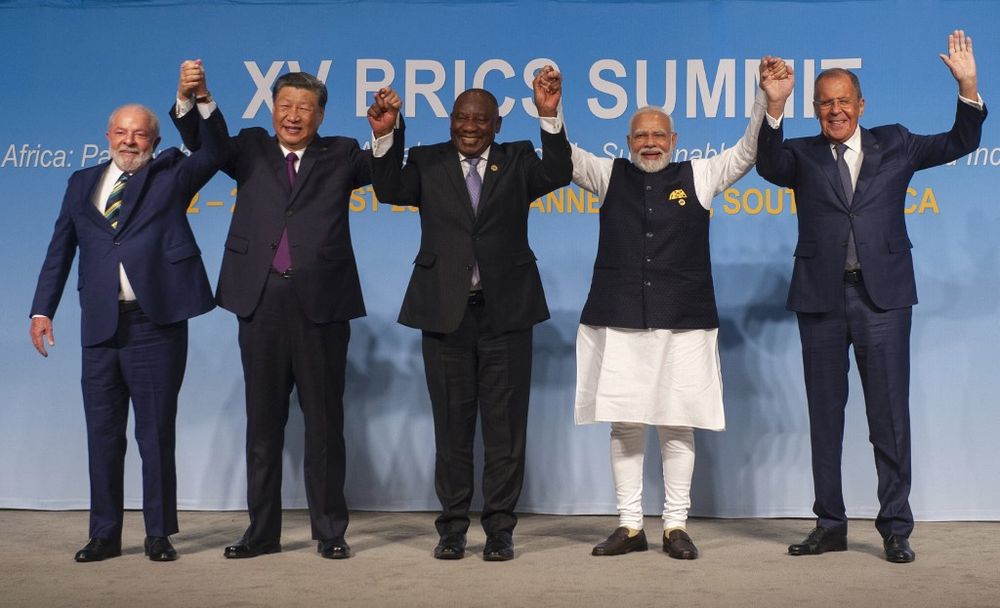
[[566, 57, 789, 559]]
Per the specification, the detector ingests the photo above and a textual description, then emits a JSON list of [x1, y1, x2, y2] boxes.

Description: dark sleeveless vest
[[579, 158, 719, 330]]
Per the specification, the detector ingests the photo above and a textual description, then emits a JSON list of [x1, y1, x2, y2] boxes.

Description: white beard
[[111, 147, 152, 173], [632, 146, 672, 173]]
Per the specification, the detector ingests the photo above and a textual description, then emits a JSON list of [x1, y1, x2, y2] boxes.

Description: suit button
[[645, 185, 652, 191], [644, 280, 652, 287], [270, 242, 277, 249], [647, 208, 654, 214], [645, 232, 653, 238], [285, 210, 293, 217], [465, 264, 473, 271], [113, 241, 120, 246], [645, 256, 652, 263], [849, 213, 857, 218], [841, 241, 848, 247]]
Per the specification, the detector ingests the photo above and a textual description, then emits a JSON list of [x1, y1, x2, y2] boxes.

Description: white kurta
[[573, 89, 768, 430]]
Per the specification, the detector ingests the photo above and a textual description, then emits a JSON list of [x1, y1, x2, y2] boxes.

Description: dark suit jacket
[[371, 126, 572, 334], [756, 100, 986, 313], [171, 110, 373, 323], [30, 110, 226, 346]]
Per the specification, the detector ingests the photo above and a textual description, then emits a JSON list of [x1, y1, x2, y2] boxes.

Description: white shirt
[[93, 164, 137, 301]]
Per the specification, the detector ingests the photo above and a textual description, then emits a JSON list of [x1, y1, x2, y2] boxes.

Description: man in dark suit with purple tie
[[756, 30, 985, 563], [171, 64, 398, 560], [29, 60, 226, 563]]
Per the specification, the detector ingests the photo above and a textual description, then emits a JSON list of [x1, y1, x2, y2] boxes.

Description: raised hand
[[367, 87, 402, 138], [939, 29, 978, 99], [760, 56, 794, 117], [178, 59, 208, 99], [533, 65, 562, 118]]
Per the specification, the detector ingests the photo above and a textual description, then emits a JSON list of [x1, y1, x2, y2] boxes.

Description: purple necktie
[[272, 152, 297, 272], [465, 157, 482, 287], [836, 143, 860, 270]]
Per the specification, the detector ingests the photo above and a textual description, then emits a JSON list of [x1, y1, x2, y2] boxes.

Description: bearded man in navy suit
[[756, 30, 985, 563], [29, 61, 226, 563]]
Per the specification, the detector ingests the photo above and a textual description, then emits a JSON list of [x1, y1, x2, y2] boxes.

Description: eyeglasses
[[814, 97, 858, 111]]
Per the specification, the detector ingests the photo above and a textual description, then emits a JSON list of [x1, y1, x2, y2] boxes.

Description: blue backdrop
[[2, 0, 998, 521]]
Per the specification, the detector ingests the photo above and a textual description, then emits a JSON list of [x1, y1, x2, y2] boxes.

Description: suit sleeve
[[370, 121, 423, 207], [169, 102, 238, 179], [525, 126, 573, 201], [174, 108, 233, 198], [29, 179, 79, 319], [755, 119, 797, 188], [907, 99, 987, 171]]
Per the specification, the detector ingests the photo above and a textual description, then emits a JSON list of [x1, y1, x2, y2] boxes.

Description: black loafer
[[223, 538, 281, 559], [663, 529, 699, 560], [433, 533, 467, 560], [74, 538, 122, 562], [788, 527, 847, 556], [592, 527, 648, 556], [883, 534, 915, 563], [144, 536, 178, 562], [483, 531, 514, 562], [318, 537, 353, 559]]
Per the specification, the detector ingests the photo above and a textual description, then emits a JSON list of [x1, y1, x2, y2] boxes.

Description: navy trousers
[[81, 307, 187, 541], [797, 277, 913, 539]]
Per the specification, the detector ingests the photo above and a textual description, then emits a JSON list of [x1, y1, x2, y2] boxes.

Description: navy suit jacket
[[30, 109, 227, 346], [756, 100, 986, 313], [171, 109, 374, 323], [371, 125, 572, 334]]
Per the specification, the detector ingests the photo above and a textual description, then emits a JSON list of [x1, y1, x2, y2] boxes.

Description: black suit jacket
[[756, 100, 986, 313], [172, 109, 373, 322], [371, 126, 572, 334]]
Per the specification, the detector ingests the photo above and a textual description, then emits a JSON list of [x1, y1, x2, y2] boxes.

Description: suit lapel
[[853, 128, 882, 209], [115, 162, 151, 230], [290, 139, 324, 204], [443, 144, 476, 224], [810, 135, 849, 209], [478, 144, 506, 218], [82, 162, 115, 233]]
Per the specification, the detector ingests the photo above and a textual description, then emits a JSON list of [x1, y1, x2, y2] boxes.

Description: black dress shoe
[[483, 531, 514, 562], [788, 527, 847, 556], [74, 538, 122, 562], [663, 529, 699, 560], [318, 537, 353, 559], [144, 536, 178, 562], [591, 527, 648, 556], [883, 534, 915, 563], [433, 533, 466, 560], [223, 538, 281, 559]]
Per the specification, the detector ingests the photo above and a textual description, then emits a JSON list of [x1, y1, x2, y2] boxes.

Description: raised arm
[[526, 66, 573, 200], [694, 57, 790, 201], [755, 56, 798, 188]]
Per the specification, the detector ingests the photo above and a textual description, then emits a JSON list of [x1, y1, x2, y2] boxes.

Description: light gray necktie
[[464, 157, 483, 287], [835, 143, 860, 270]]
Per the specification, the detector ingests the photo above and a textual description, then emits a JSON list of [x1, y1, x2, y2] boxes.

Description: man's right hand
[[178, 59, 208, 100], [30, 316, 54, 358]]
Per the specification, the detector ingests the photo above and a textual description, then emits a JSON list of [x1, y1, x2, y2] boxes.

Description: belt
[[844, 269, 863, 285], [118, 300, 141, 313], [468, 290, 485, 306], [270, 267, 294, 279]]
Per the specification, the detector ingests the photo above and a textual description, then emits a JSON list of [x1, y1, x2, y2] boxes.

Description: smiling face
[[106, 105, 160, 173], [814, 72, 864, 144], [272, 86, 324, 151], [450, 90, 501, 157], [627, 110, 676, 173]]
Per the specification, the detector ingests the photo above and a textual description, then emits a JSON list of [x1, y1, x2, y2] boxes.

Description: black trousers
[[81, 307, 187, 541], [797, 276, 913, 539], [238, 273, 350, 544], [422, 293, 533, 537]]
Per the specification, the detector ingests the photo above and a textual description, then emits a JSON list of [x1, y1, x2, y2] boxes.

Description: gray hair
[[106, 104, 160, 140], [629, 106, 674, 134], [814, 68, 863, 100]]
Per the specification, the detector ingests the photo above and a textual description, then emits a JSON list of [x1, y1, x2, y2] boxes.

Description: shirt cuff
[[959, 93, 985, 111], [175, 96, 194, 118], [540, 114, 562, 134], [372, 131, 394, 158], [765, 112, 783, 129]]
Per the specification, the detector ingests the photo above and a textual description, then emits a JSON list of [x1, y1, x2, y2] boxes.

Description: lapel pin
[[490, 164, 498, 172]]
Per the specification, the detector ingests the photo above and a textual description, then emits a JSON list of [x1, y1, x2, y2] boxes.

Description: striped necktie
[[104, 172, 129, 229]]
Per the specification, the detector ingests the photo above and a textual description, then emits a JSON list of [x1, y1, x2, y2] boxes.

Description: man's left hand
[[533, 65, 562, 118]]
